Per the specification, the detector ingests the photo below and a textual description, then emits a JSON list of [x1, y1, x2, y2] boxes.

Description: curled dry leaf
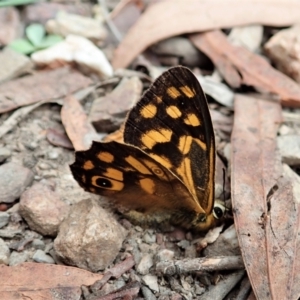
[[61, 95, 99, 151], [231, 94, 300, 299], [0, 262, 103, 299], [112, 0, 300, 69], [190, 30, 300, 107]]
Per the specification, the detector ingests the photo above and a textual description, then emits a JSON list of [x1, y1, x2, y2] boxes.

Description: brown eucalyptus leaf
[[0, 67, 93, 114], [0, 262, 103, 300], [112, 0, 300, 69], [190, 30, 300, 107], [61, 95, 99, 151], [231, 94, 300, 300]]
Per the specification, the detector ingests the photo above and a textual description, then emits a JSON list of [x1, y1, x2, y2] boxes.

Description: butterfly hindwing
[[123, 67, 215, 215]]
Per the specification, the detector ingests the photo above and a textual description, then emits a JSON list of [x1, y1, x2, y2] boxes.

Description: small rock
[[177, 240, 190, 249], [203, 225, 240, 257], [0, 162, 34, 203], [54, 198, 127, 272], [19, 182, 69, 236], [279, 124, 292, 136], [31, 239, 45, 250], [0, 148, 11, 163], [136, 253, 154, 275], [0, 228, 22, 238], [33, 249, 55, 264], [9, 251, 29, 266], [142, 286, 157, 300], [156, 249, 174, 262], [277, 135, 300, 166], [48, 150, 59, 160], [0, 212, 9, 228], [184, 245, 197, 259], [143, 231, 156, 244], [0, 238, 10, 264], [142, 274, 159, 293]]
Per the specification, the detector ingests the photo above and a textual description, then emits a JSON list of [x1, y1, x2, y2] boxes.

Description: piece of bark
[[156, 256, 244, 276], [190, 30, 300, 107], [112, 0, 300, 69], [0, 67, 93, 114], [231, 94, 300, 300]]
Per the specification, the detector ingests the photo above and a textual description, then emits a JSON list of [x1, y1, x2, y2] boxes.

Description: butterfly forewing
[[123, 67, 215, 214]]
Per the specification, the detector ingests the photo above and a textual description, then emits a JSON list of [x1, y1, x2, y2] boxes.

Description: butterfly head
[[191, 200, 226, 231]]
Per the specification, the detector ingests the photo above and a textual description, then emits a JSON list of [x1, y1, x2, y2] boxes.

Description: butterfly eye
[[213, 202, 225, 219]]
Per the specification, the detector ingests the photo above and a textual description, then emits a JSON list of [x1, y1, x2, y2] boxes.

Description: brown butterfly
[[70, 66, 225, 231]]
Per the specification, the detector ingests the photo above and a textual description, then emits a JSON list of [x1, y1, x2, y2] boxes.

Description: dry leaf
[[190, 30, 300, 107], [231, 94, 300, 299], [0, 67, 93, 114], [61, 95, 99, 151], [112, 0, 300, 69], [0, 262, 103, 300]]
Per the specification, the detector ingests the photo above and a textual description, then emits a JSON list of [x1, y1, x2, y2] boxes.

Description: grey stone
[[0, 162, 34, 203], [142, 286, 157, 300], [31, 239, 45, 250], [0, 212, 9, 228], [143, 232, 156, 244], [0, 238, 10, 264], [142, 274, 159, 293], [156, 249, 174, 262], [9, 251, 29, 266], [33, 249, 55, 264], [277, 135, 300, 166], [136, 253, 154, 275], [0, 148, 11, 163]]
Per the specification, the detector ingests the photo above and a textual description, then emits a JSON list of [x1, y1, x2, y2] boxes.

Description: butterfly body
[[70, 66, 224, 231]]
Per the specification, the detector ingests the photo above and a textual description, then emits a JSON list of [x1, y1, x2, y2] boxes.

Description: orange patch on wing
[[140, 104, 157, 118], [97, 151, 114, 163], [83, 160, 94, 170], [166, 105, 182, 119], [178, 135, 193, 155], [176, 157, 196, 198], [180, 85, 195, 98], [167, 86, 181, 99], [125, 156, 152, 175], [184, 113, 201, 126], [156, 96, 163, 103], [103, 168, 123, 181], [141, 128, 172, 149], [139, 178, 155, 194]]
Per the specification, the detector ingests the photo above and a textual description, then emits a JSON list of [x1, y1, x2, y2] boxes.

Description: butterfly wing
[[123, 66, 215, 216], [70, 141, 197, 214]]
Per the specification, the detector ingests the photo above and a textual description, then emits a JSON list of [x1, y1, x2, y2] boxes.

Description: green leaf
[[38, 35, 64, 49], [0, 0, 39, 7], [26, 23, 45, 47], [8, 39, 35, 55]]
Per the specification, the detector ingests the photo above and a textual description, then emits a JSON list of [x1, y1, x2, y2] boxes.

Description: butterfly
[[70, 66, 225, 231]]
